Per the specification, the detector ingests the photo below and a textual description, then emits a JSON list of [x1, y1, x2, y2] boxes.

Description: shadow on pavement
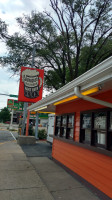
[[20, 141, 52, 158]]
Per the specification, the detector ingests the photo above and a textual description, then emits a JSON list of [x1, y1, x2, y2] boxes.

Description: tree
[[79, 38, 112, 75], [0, 0, 112, 90], [0, 107, 11, 123], [48, 0, 112, 78], [0, 19, 8, 40], [0, 12, 70, 89]]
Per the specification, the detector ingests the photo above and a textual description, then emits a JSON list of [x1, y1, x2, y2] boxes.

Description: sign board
[[7, 99, 13, 107], [30, 113, 48, 119], [7, 99, 23, 111], [18, 67, 44, 103]]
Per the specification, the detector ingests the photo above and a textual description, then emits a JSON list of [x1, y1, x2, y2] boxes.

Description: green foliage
[[0, 19, 8, 39], [38, 129, 47, 140], [0, 107, 11, 123], [79, 38, 112, 73], [0, 1, 112, 89]]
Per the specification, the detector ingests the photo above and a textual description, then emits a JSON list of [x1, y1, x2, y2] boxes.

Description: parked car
[[4, 121, 10, 124]]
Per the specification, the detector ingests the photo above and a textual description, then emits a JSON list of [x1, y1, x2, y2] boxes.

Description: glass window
[[110, 112, 112, 130], [60, 127, 66, 138], [55, 127, 60, 136], [85, 129, 91, 143], [95, 131, 106, 145], [56, 116, 61, 126], [82, 113, 91, 129], [55, 114, 74, 140], [94, 112, 106, 130], [68, 115, 74, 128], [80, 110, 112, 150], [62, 116, 67, 127], [66, 128, 74, 140]]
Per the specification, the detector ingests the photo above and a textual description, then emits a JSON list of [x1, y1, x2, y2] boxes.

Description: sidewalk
[[0, 140, 101, 200]]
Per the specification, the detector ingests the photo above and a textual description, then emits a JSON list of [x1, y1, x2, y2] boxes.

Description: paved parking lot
[[20, 141, 52, 158], [0, 130, 17, 143]]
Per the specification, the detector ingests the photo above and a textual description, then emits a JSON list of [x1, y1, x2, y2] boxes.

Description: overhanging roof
[[28, 56, 112, 112]]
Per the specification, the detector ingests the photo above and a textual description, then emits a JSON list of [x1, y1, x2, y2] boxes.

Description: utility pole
[[9, 109, 14, 130]]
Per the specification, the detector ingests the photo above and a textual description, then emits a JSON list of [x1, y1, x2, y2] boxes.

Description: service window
[[60, 115, 67, 137], [108, 112, 112, 151], [55, 113, 75, 140], [55, 116, 61, 136], [66, 115, 74, 140], [94, 112, 106, 148], [80, 113, 91, 144], [80, 110, 112, 150], [109, 112, 112, 130], [94, 112, 106, 130]]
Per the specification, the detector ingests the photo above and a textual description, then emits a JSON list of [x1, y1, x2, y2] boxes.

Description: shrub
[[38, 129, 47, 140]]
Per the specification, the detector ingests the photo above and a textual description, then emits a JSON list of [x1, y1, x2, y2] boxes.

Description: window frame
[[80, 108, 112, 150], [55, 113, 75, 140]]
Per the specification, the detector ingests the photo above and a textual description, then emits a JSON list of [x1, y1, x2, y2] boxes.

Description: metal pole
[[31, 44, 39, 139], [35, 112, 39, 139], [9, 109, 14, 130], [22, 44, 36, 135], [21, 102, 28, 135], [24, 44, 37, 136]]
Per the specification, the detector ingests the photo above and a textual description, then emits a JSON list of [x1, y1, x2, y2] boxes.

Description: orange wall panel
[[52, 139, 112, 198]]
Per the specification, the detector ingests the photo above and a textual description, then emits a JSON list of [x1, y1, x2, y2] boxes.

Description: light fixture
[[54, 87, 99, 106], [38, 111, 55, 114], [34, 106, 47, 111]]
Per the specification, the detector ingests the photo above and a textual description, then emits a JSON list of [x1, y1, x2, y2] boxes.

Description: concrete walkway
[[0, 140, 101, 200]]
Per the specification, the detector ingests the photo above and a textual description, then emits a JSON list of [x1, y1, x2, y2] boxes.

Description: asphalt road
[[0, 130, 17, 143], [0, 129, 52, 158]]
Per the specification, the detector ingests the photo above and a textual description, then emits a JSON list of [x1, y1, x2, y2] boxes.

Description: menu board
[[94, 112, 106, 129]]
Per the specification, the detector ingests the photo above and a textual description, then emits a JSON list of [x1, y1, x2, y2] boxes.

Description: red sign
[[18, 67, 44, 103]]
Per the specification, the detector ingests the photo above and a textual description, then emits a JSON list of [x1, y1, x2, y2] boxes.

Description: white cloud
[[0, 68, 19, 109], [0, 0, 51, 35], [0, 0, 52, 109]]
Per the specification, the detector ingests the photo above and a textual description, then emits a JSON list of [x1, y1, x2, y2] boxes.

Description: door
[[47, 114, 55, 144]]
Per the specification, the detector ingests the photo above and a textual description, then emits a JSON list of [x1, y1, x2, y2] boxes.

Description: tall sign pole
[[21, 45, 36, 135], [21, 102, 28, 135], [18, 44, 44, 137], [25, 45, 36, 136]]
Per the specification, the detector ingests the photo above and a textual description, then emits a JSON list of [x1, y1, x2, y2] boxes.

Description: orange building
[[28, 56, 112, 199]]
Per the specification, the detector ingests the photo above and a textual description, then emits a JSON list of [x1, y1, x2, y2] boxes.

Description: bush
[[38, 129, 47, 140]]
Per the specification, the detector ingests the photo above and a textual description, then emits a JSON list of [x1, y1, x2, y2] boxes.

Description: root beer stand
[[28, 56, 112, 199]]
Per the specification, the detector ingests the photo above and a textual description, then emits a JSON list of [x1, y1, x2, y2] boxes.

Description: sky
[[0, 0, 51, 109]]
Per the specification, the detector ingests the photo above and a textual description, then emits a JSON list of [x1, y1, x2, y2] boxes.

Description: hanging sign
[[18, 67, 44, 103]]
